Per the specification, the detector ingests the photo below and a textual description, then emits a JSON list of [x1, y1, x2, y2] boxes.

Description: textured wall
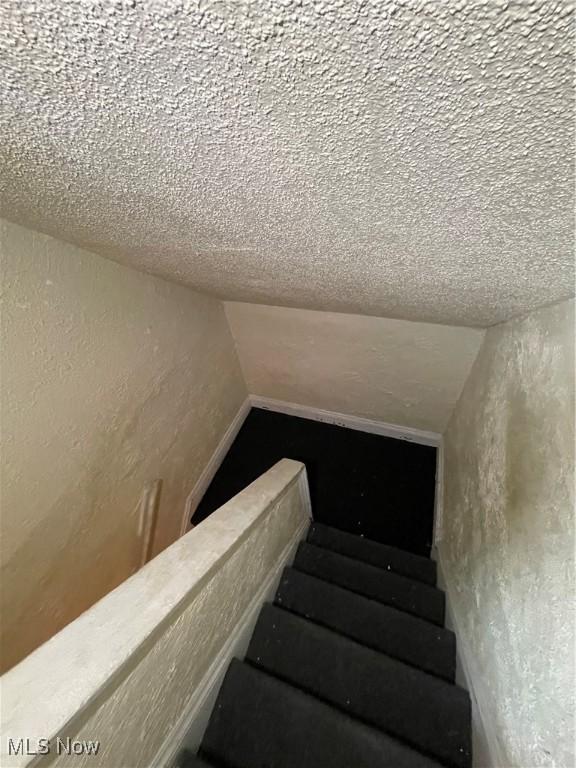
[[1, 0, 574, 327], [46, 462, 308, 768], [439, 299, 575, 767], [0, 219, 247, 673], [226, 302, 483, 432]]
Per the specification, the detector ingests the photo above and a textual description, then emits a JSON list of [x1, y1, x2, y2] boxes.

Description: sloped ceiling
[[0, 0, 573, 327]]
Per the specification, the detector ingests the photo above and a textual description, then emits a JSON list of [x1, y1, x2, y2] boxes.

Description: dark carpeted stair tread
[[308, 522, 437, 585], [276, 567, 456, 681], [177, 750, 214, 768], [200, 659, 445, 768], [247, 605, 471, 768], [293, 541, 445, 625]]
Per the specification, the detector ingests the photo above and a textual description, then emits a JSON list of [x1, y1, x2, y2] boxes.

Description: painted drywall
[[0, 218, 247, 674], [225, 302, 484, 433], [438, 299, 575, 767], [1, 1, 574, 327], [1, 459, 309, 768]]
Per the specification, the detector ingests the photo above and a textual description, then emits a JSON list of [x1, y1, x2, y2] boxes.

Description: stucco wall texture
[[0, 218, 247, 674], [226, 301, 484, 432], [46, 464, 308, 768], [439, 299, 575, 768]]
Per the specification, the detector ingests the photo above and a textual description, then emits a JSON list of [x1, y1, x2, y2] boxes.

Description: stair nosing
[[257, 602, 468, 698], [294, 541, 445, 625], [308, 521, 437, 583], [247, 607, 471, 768], [272, 608, 456, 690], [244, 658, 455, 768], [279, 565, 453, 634], [206, 660, 447, 768], [299, 540, 443, 591]]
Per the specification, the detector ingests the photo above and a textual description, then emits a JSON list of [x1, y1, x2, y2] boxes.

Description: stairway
[[179, 522, 472, 768]]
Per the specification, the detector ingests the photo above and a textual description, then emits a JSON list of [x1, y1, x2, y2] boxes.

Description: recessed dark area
[[194, 408, 437, 556]]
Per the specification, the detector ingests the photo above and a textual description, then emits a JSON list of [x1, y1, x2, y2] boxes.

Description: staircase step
[[201, 659, 444, 768], [293, 541, 445, 625], [177, 751, 214, 768], [248, 605, 471, 768], [276, 567, 456, 681], [308, 522, 437, 585]]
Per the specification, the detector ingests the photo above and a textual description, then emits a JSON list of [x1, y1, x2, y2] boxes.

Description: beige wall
[[51, 461, 308, 768], [225, 302, 484, 433], [0, 219, 247, 673], [1, 459, 309, 768], [439, 299, 575, 767]]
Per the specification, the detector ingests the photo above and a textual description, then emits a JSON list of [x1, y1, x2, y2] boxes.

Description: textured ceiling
[[0, 0, 574, 327]]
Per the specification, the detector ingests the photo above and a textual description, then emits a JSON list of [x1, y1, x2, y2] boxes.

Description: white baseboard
[[249, 395, 441, 447], [180, 395, 440, 537], [153, 518, 309, 768], [432, 440, 445, 546], [434, 553, 507, 768], [180, 398, 251, 535]]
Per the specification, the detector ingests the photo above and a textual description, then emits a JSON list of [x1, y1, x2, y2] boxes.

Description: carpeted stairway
[[179, 522, 472, 768]]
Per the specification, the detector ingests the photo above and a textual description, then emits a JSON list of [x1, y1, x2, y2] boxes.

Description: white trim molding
[[181, 395, 441, 537], [434, 553, 506, 768], [432, 440, 445, 546], [249, 395, 441, 447], [180, 397, 251, 535]]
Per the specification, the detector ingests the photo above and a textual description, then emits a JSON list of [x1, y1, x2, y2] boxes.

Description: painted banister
[[1, 458, 312, 768]]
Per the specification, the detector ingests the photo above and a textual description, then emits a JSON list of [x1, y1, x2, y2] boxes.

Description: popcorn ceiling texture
[[0, 0, 573, 327], [0, 218, 247, 674], [439, 298, 575, 768]]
